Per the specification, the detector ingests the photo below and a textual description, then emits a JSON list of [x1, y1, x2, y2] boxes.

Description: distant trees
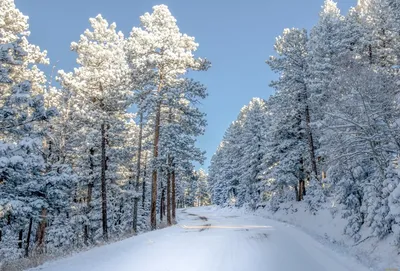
[[0, 1, 209, 264], [209, 98, 268, 209], [209, 0, 400, 247]]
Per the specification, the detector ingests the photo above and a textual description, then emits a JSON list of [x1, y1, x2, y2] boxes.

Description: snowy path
[[31, 206, 369, 271]]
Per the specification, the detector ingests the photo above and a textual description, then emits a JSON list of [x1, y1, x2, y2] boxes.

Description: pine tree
[[58, 14, 131, 241], [237, 98, 268, 209], [126, 5, 209, 229], [0, 40, 55, 258]]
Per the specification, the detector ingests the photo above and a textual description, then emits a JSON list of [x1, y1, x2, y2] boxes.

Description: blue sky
[[15, 0, 356, 169]]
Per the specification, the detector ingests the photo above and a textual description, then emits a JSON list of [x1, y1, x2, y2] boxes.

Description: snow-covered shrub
[[304, 179, 326, 214], [388, 167, 400, 247]]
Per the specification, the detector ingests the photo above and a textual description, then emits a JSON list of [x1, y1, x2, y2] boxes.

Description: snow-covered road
[[32, 206, 369, 271]]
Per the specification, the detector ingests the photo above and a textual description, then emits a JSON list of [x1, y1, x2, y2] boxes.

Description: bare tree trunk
[[25, 217, 33, 257], [163, 188, 166, 217], [133, 112, 144, 233], [305, 104, 319, 182], [84, 182, 93, 245], [37, 207, 47, 252], [18, 229, 23, 249], [172, 169, 176, 222], [160, 179, 164, 222], [301, 179, 306, 197], [167, 169, 172, 226], [151, 102, 161, 230], [101, 123, 108, 241], [84, 148, 95, 246], [298, 156, 305, 201], [142, 152, 148, 209], [166, 108, 172, 226], [369, 44, 373, 64]]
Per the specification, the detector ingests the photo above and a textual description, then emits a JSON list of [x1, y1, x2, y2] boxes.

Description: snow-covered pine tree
[[0, 40, 56, 259], [196, 169, 210, 206], [126, 5, 209, 229], [237, 98, 268, 209], [0, 0, 49, 96], [58, 14, 132, 241], [266, 28, 321, 206]]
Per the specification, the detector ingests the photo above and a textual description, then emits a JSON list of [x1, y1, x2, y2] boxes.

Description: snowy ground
[[257, 201, 400, 271], [29, 206, 370, 271]]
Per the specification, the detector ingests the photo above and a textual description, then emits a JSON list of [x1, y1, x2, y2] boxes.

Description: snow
[[30, 206, 370, 271], [256, 201, 400, 271]]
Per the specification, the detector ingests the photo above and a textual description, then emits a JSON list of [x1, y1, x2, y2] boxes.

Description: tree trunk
[[25, 217, 33, 257], [133, 112, 144, 233], [298, 156, 305, 201], [84, 182, 93, 245], [101, 122, 108, 241], [172, 169, 176, 222], [142, 152, 148, 209], [84, 148, 95, 246], [151, 101, 161, 230], [301, 179, 306, 197], [166, 108, 173, 226], [167, 169, 172, 226], [18, 229, 23, 249], [305, 104, 319, 182], [160, 179, 164, 222], [369, 44, 373, 64], [37, 207, 47, 252], [163, 188, 166, 217]]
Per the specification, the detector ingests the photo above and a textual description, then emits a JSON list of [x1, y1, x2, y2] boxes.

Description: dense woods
[[0, 0, 210, 263], [2, 0, 400, 268], [209, 0, 400, 246]]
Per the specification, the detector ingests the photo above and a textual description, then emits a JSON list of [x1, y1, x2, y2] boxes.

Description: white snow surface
[[30, 206, 371, 271], [257, 201, 400, 271]]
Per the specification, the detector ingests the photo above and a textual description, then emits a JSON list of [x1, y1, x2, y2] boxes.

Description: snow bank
[[211, 203, 400, 270]]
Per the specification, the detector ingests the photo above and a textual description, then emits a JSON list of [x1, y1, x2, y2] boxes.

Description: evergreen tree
[[58, 14, 132, 241], [125, 5, 209, 229]]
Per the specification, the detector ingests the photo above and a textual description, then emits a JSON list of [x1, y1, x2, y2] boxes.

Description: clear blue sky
[[15, 0, 356, 169]]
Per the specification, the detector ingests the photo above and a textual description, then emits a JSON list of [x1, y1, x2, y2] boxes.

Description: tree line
[[0, 0, 209, 262], [209, 0, 400, 247]]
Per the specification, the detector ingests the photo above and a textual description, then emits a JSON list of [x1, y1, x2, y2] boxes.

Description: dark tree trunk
[[142, 152, 148, 209], [369, 44, 373, 64], [166, 109, 173, 226], [305, 104, 319, 182], [298, 156, 305, 201], [18, 229, 23, 249], [301, 179, 306, 197], [84, 148, 95, 246], [160, 182, 165, 221], [25, 217, 33, 257], [84, 182, 93, 245], [101, 122, 108, 241], [167, 169, 172, 226], [83, 225, 89, 246], [163, 189, 166, 217], [37, 207, 47, 252], [133, 112, 144, 233], [151, 102, 161, 230], [172, 169, 176, 222], [87, 183, 94, 207]]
